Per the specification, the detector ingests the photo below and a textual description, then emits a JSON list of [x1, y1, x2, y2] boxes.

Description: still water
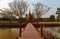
[[0, 28, 19, 39]]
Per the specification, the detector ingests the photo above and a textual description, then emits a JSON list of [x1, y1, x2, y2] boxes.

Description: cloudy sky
[[0, 0, 60, 18]]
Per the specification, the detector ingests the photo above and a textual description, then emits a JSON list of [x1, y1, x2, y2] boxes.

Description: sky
[[0, 0, 60, 18]]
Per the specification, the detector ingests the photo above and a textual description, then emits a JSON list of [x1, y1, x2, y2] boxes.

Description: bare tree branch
[[8, 0, 29, 18], [32, 2, 50, 18]]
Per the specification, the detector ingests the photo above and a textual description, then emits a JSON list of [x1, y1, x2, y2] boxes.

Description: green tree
[[56, 8, 60, 21], [49, 15, 55, 21]]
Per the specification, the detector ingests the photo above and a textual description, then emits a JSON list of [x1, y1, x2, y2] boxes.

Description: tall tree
[[0, 8, 13, 18], [32, 2, 50, 19], [56, 8, 60, 21], [0, 9, 8, 18], [49, 15, 55, 21], [8, 0, 29, 18]]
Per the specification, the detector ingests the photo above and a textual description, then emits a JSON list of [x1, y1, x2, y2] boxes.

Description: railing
[[0, 21, 60, 39], [38, 22, 60, 39]]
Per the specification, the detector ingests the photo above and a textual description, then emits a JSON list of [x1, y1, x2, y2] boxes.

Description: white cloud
[[0, 0, 13, 9]]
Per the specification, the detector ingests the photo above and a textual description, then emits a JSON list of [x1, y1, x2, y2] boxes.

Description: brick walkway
[[18, 23, 43, 39]]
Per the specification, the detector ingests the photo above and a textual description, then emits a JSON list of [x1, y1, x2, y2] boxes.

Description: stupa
[[26, 9, 31, 21]]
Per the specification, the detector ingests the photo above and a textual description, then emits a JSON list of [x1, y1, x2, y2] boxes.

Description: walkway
[[18, 23, 43, 39]]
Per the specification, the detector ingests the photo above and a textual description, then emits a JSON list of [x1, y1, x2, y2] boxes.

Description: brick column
[[18, 23, 21, 37], [40, 24, 43, 37]]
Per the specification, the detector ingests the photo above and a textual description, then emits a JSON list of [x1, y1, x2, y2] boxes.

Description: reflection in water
[[0, 28, 19, 39]]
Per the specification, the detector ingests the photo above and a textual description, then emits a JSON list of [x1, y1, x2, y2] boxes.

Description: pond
[[37, 27, 60, 39], [0, 28, 19, 39]]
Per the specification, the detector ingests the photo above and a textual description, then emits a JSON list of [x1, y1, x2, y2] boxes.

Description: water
[[0, 27, 60, 39], [0, 28, 19, 39], [37, 27, 60, 39]]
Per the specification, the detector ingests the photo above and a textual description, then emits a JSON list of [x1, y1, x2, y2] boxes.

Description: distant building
[[26, 9, 31, 21]]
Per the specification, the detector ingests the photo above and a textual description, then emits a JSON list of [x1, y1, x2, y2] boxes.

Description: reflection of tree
[[8, 0, 29, 18], [32, 2, 50, 19]]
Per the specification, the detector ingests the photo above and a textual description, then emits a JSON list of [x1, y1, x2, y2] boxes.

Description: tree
[[0, 9, 8, 18], [3, 8, 13, 18], [0, 8, 15, 18], [8, 0, 29, 18], [49, 15, 55, 21], [32, 2, 50, 19], [31, 12, 35, 19], [56, 8, 60, 21]]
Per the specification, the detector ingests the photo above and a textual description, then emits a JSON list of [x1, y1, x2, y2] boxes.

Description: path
[[18, 23, 43, 39]]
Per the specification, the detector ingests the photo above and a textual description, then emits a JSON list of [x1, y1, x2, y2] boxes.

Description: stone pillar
[[40, 24, 43, 37]]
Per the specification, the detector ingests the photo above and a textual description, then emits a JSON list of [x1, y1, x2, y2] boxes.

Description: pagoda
[[26, 9, 31, 21]]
